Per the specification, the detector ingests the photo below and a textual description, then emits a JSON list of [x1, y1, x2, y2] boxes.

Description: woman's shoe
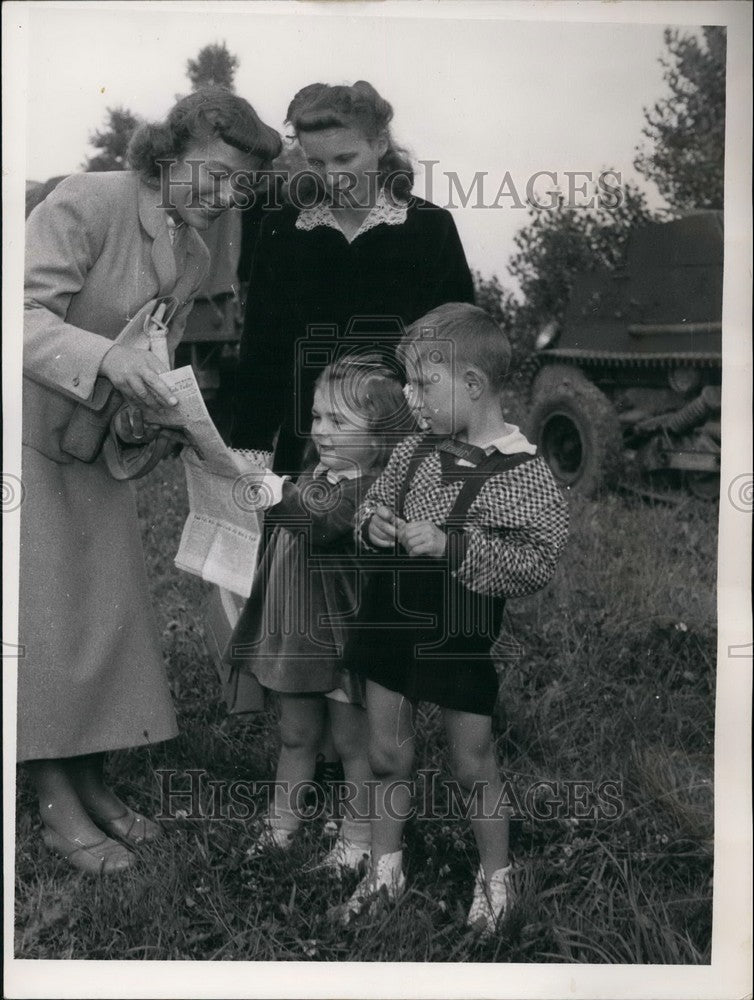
[[41, 826, 134, 875], [88, 805, 162, 848], [466, 864, 514, 937]]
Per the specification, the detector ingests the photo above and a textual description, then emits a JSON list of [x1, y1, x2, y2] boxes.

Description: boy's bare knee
[[449, 744, 495, 791]]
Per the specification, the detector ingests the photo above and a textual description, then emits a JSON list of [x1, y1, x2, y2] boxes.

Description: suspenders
[[396, 439, 537, 525]]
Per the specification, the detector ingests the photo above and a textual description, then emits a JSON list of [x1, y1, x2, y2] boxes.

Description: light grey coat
[[18, 171, 210, 761]]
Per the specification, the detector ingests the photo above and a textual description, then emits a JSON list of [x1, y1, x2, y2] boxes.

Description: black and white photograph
[[2, 2, 751, 997]]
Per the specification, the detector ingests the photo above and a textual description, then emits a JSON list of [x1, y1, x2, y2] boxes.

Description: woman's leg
[[28, 758, 111, 840], [67, 752, 134, 819], [443, 708, 509, 878], [366, 681, 416, 864], [27, 758, 132, 872], [327, 700, 372, 847], [272, 693, 327, 832]]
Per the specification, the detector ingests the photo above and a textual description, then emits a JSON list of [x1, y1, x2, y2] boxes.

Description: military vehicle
[[524, 212, 723, 498]]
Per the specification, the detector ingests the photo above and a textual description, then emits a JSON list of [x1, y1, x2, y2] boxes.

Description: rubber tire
[[525, 364, 623, 496]]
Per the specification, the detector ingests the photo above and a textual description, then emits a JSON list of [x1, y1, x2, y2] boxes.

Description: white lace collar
[[295, 187, 409, 244]]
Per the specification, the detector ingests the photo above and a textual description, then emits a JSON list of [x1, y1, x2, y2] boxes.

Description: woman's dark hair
[[285, 81, 414, 204], [128, 87, 281, 184]]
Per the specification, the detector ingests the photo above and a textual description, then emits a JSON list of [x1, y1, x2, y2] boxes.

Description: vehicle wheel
[[525, 365, 623, 496]]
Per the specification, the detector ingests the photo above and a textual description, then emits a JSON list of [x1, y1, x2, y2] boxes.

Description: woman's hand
[[100, 345, 178, 409]]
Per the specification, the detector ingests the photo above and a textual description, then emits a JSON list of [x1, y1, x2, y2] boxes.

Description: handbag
[[60, 297, 180, 479]]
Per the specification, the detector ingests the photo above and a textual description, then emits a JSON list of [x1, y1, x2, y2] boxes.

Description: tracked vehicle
[[525, 212, 723, 498]]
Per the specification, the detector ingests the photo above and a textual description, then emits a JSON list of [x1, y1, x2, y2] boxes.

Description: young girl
[[227, 357, 415, 869]]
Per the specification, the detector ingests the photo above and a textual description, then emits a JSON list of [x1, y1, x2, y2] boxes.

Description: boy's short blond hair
[[398, 303, 512, 390]]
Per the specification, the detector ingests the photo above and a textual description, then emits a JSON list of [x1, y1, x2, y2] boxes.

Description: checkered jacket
[[357, 433, 569, 598]]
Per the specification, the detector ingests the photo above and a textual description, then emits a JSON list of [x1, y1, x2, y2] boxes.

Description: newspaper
[[143, 366, 283, 596]]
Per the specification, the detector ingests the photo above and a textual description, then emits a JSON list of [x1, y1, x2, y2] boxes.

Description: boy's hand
[[368, 505, 406, 548], [398, 521, 447, 558]]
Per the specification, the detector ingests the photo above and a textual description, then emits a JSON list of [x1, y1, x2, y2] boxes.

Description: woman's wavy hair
[[128, 87, 282, 185], [284, 81, 414, 205], [302, 353, 417, 471]]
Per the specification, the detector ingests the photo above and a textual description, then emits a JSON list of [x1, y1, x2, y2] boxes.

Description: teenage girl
[[227, 358, 415, 869], [230, 78, 474, 474]]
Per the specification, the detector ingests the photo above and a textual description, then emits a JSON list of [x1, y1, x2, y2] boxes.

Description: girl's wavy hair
[[284, 81, 414, 205], [302, 353, 417, 471], [128, 87, 282, 185]]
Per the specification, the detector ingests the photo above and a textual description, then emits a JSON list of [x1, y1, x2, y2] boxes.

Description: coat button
[[72, 376, 80, 386]]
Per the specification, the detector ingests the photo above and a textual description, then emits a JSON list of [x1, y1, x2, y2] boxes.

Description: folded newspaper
[[142, 366, 284, 596]]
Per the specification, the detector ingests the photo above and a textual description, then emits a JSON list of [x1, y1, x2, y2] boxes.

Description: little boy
[[338, 302, 569, 935]]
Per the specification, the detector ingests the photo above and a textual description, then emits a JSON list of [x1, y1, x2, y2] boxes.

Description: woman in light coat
[[20, 88, 280, 873]]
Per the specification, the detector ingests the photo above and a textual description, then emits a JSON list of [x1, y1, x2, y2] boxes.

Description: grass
[[14, 455, 716, 963]]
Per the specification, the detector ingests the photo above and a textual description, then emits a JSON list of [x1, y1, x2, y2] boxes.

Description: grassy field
[[14, 455, 716, 963]]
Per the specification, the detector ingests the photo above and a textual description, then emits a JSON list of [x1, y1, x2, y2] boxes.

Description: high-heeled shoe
[[41, 826, 134, 875], [87, 805, 162, 849]]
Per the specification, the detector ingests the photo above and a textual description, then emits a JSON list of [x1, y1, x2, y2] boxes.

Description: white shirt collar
[[313, 462, 362, 484], [295, 187, 409, 244], [450, 424, 537, 466]]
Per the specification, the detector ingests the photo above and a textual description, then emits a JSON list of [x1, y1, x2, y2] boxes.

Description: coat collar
[[137, 179, 209, 298]]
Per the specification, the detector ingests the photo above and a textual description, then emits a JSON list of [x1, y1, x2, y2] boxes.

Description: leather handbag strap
[[102, 428, 176, 481]]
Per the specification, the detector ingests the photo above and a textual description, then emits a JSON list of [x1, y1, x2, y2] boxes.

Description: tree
[[187, 42, 239, 91], [475, 181, 657, 369], [634, 27, 726, 211], [82, 107, 139, 172]]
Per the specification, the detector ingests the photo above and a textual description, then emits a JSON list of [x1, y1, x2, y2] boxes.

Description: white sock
[[374, 850, 403, 885]]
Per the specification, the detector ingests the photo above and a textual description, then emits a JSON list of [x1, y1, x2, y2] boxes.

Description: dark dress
[[348, 435, 570, 716], [230, 196, 474, 474], [226, 468, 378, 706]]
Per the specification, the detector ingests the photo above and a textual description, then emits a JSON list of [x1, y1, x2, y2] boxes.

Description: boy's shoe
[[466, 863, 514, 937], [316, 836, 371, 876], [329, 852, 405, 924], [245, 819, 296, 859]]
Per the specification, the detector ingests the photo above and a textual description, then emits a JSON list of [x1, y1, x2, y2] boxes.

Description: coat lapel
[[137, 181, 210, 300], [138, 181, 177, 294]]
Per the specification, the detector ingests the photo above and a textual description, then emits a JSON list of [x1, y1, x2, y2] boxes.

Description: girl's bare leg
[[273, 693, 327, 831], [328, 700, 372, 845]]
